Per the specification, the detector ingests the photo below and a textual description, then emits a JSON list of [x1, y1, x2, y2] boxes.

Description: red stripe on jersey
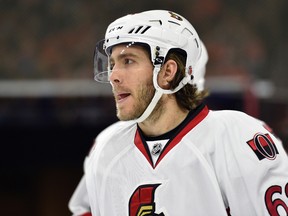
[[155, 105, 209, 167], [135, 129, 154, 167], [81, 213, 92, 216], [134, 105, 209, 168]]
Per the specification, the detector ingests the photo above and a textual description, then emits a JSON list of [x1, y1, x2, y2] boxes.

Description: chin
[[117, 111, 134, 121], [116, 104, 145, 121], [118, 110, 142, 121]]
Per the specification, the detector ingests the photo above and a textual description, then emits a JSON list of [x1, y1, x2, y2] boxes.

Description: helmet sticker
[[168, 11, 183, 21]]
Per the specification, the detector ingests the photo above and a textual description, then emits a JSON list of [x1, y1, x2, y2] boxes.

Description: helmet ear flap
[[163, 48, 188, 90], [165, 48, 187, 65]]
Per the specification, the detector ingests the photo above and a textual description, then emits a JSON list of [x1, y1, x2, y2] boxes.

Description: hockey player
[[69, 10, 288, 216]]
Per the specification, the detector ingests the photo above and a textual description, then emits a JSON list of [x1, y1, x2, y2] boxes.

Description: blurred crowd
[[0, 0, 287, 86]]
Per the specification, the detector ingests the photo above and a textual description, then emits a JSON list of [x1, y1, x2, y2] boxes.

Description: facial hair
[[115, 81, 156, 121]]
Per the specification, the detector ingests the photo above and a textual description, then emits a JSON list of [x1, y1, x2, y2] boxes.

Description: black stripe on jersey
[[140, 103, 206, 141], [135, 103, 209, 168]]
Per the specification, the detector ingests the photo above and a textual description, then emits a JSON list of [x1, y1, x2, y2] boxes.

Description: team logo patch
[[246, 133, 279, 160], [129, 184, 165, 216]]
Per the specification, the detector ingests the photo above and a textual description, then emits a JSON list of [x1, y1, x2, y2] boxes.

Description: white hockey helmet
[[94, 10, 208, 91], [94, 10, 208, 122]]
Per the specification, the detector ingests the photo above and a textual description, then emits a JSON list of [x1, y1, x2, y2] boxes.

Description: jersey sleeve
[[68, 157, 92, 216], [68, 122, 125, 216], [219, 112, 288, 216]]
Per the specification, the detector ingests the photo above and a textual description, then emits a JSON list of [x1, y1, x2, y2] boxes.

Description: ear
[[157, 59, 178, 89]]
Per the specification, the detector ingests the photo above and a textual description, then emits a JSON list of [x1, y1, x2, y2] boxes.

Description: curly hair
[[165, 50, 209, 110]]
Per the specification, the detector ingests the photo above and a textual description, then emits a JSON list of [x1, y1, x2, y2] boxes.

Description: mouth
[[116, 93, 131, 102]]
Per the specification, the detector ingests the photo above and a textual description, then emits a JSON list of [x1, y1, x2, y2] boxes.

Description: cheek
[[129, 74, 152, 90], [113, 65, 153, 89], [139, 67, 154, 83]]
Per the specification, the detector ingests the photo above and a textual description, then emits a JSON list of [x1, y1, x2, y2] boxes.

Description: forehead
[[110, 43, 150, 59]]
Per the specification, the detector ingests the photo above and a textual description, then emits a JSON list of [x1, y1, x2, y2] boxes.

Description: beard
[[115, 81, 157, 121]]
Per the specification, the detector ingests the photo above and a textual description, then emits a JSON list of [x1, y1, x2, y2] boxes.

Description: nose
[[109, 65, 122, 84]]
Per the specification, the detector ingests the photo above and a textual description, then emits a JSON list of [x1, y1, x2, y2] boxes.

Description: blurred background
[[0, 0, 287, 215]]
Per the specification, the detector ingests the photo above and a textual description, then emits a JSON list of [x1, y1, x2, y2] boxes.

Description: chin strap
[[134, 66, 189, 123], [134, 90, 163, 123]]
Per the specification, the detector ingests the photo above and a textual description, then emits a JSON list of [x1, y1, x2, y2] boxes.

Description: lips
[[116, 93, 131, 102]]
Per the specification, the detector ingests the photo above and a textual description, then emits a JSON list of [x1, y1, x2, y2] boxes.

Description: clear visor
[[94, 39, 152, 83], [94, 39, 110, 83]]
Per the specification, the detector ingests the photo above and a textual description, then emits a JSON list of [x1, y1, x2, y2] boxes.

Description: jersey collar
[[134, 103, 210, 168]]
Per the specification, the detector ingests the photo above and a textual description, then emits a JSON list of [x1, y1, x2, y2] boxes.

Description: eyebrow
[[110, 52, 138, 62]]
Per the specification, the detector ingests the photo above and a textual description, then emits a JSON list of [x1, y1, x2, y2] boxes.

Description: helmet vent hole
[[128, 26, 151, 34], [194, 38, 199, 48], [149, 20, 162, 26], [128, 28, 135, 34], [182, 28, 194, 37], [168, 20, 180, 26], [135, 26, 143, 34], [141, 26, 151, 34]]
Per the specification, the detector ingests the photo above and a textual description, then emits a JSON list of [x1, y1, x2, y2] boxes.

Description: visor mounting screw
[[155, 46, 160, 56], [188, 66, 193, 75]]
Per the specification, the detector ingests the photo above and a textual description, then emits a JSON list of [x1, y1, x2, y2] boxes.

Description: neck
[[138, 94, 189, 137]]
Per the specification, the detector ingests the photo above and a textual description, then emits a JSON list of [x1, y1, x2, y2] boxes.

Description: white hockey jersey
[[69, 104, 288, 216]]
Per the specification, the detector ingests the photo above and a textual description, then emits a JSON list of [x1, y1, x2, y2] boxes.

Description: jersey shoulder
[[209, 109, 264, 133], [207, 109, 285, 162], [97, 120, 136, 141], [211, 109, 261, 122], [89, 120, 136, 155]]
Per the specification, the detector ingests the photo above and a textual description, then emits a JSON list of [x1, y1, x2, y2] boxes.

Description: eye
[[124, 58, 134, 65], [109, 61, 115, 70]]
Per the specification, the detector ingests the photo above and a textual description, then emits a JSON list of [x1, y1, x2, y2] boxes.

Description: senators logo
[[246, 133, 279, 160], [129, 184, 164, 216]]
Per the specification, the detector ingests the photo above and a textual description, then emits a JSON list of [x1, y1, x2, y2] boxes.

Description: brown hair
[[165, 50, 209, 110]]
